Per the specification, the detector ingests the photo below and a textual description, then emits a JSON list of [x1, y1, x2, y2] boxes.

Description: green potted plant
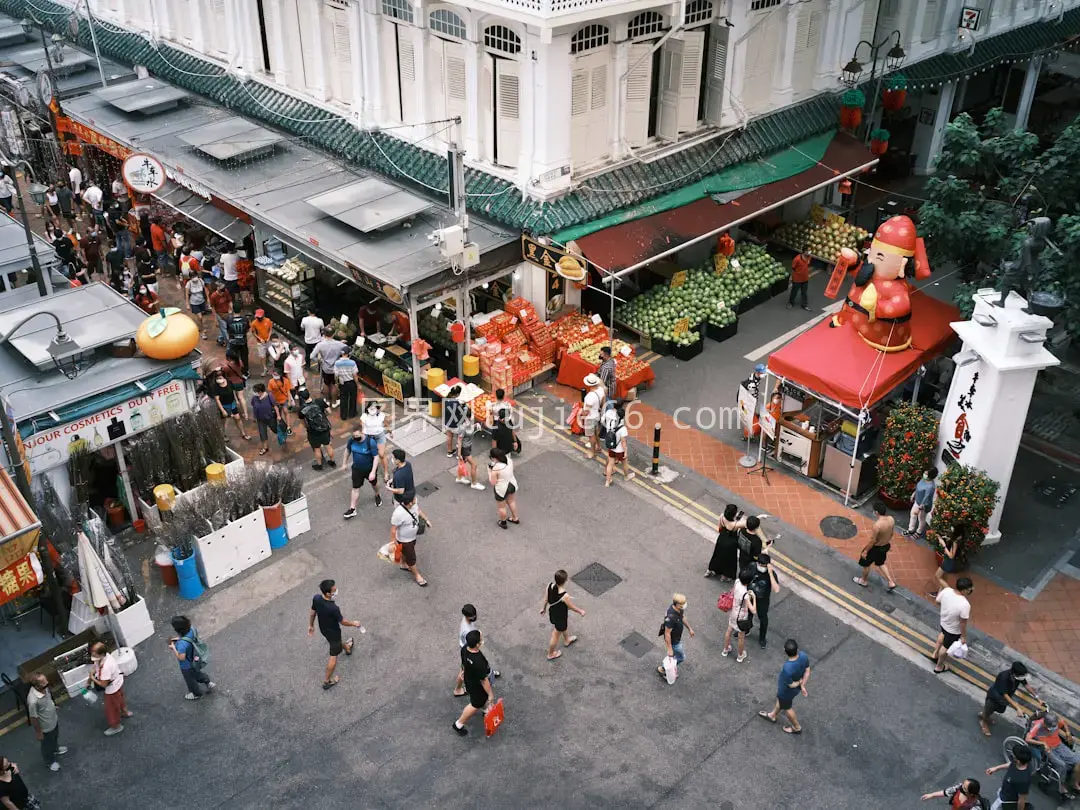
[[926, 464, 1000, 568], [877, 403, 939, 508]]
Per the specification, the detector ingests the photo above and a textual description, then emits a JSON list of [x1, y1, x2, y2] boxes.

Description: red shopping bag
[[484, 698, 505, 737], [456, 458, 469, 478], [567, 403, 584, 435], [717, 591, 734, 612]]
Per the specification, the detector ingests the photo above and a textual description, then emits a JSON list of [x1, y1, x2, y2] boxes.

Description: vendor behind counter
[[357, 300, 411, 343]]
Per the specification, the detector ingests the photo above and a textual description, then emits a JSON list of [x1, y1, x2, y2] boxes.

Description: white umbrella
[[76, 533, 122, 611]]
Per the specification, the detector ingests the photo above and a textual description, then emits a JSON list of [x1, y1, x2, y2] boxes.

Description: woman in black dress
[[707, 504, 742, 580], [540, 569, 585, 661], [0, 757, 38, 809]]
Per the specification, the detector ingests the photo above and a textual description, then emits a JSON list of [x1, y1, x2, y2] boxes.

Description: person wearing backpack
[[168, 616, 215, 701], [297, 388, 337, 470], [749, 553, 781, 649], [921, 778, 988, 809], [225, 312, 251, 375], [603, 404, 635, 487]]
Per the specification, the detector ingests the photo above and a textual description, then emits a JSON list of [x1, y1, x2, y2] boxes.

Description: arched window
[[627, 11, 665, 40], [382, 0, 413, 23], [570, 24, 609, 55], [484, 25, 521, 55], [684, 0, 713, 26], [429, 8, 466, 40]]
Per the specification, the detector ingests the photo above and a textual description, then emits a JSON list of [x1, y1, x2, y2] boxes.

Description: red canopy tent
[[766, 290, 961, 412]]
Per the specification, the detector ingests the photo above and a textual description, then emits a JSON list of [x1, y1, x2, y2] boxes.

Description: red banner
[[0, 553, 42, 605], [56, 116, 132, 160]]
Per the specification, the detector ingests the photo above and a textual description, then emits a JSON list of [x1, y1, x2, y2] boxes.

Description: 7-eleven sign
[[959, 6, 982, 30]]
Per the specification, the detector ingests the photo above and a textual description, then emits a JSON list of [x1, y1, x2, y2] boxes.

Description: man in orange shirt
[[250, 309, 274, 376], [150, 218, 168, 272], [787, 249, 811, 311], [267, 369, 294, 436]]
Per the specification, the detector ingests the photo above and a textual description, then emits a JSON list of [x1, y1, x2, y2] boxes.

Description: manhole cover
[[820, 516, 858, 540], [1033, 480, 1078, 509], [619, 631, 652, 658], [415, 481, 439, 498], [572, 563, 623, 597]]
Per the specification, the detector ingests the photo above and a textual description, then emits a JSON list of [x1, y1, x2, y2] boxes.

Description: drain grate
[[415, 482, 439, 498], [572, 562, 623, 597], [1033, 479, 1078, 509], [619, 631, 653, 658], [820, 516, 858, 540]]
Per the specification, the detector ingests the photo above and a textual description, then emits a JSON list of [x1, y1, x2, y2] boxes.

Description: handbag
[[484, 698, 505, 737], [717, 591, 734, 612], [736, 593, 754, 633], [376, 541, 402, 564], [410, 507, 427, 536], [456, 458, 469, 478], [568, 403, 584, 435]]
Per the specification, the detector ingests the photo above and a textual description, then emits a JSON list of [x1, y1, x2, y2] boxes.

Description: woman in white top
[[361, 401, 392, 479], [722, 568, 757, 664], [487, 448, 519, 529]]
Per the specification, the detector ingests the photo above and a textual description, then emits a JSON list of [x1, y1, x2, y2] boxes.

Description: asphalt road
[[10, 443, 1031, 809]]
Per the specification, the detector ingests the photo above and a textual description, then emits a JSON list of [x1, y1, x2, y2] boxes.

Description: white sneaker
[[184, 693, 200, 701], [455, 477, 470, 484], [56, 746, 68, 755], [103, 725, 124, 736], [207, 682, 216, 691], [49, 762, 59, 772], [470, 482, 486, 490]]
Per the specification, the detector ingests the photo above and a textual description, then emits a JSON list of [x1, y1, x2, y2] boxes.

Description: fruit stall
[[771, 214, 870, 265], [613, 242, 788, 356], [553, 312, 655, 398], [349, 339, 416, 402], [471, 298, 558, 395]]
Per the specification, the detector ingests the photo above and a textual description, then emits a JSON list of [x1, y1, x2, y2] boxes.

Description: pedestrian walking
[[168, 616, 215, 700], [391, 494, 430, 587], [486, 388, 520, 453], [225, 311, 251, 375], [221, 353, 250, 420], [904, 467, 938, 539], [978, 662, 1035, 738], [597, 345, 618, 402], [455, 421, 485, 491], [930, 524, 962, 599], [0, 758, 38, 809], [250, 383, 277, 455], [87, 642, 133, 736], [442, 385, 468, 457], [488, 448, 519, 529], [707, 505, 742, 580], [297, 389, 336, 470], [250, 309, 274, 377], [454, 605, 500, 697], [722, 568, 757, 663], [853, 500, 898, 591], [267, 370, 293, 436], [333, 351, 359, 420], [758, 639, 811, 734], [920, 778, 986, 807], [267, 335, 289, 377], [579, 373, 605, 459], [931, 577, 974, 674], [749, 553, 781, 648], [386, 448, 415, 504], [343, 431, 381, 518], [985, 746, 1031, 810], [603, 404, 635, 486], [453, 630, 493, 737], [361, 401, 391, 480], [657, 593, 694, 679], [541, 569, 585, 661], [0, 168, 15, 214], [211, 373, 251, 442], [307, 579, 365, 690], [208, 282, 232, 346], [310, 329, 348, 406], [284, 345, 306, 390], [787, 248, 811, 310], [27, 675, 67, 772]]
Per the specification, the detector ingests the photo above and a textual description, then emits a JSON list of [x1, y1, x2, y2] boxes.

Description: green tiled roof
[[903, 7, 1080, 91]]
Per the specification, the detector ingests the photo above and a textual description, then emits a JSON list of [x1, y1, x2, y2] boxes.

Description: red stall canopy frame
[[767, 290, 961, 411]]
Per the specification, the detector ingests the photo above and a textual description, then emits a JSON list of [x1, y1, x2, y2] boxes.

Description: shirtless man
[[852, 500, 897, 592]]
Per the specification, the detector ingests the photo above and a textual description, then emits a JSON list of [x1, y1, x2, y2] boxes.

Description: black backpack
[[301, 401, 330, 433], [226, 316, 248, 342], [604, 422, 620, 450], [750, 570, 771, 602]]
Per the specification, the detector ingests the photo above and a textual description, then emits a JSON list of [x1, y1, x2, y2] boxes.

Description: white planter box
[[135, 495, 161, 531], [60, 664, 90, 698], [283, 495, 309, 539], [223, 446, 245, 482], [195, 508, 270, 588], [67, 591, 109, 636], [109, 596, 155, 649]]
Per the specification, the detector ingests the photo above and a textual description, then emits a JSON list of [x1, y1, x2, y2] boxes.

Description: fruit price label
[[382, 374, 404, 402], [809, 203, 825, 225], [669, 270, 688, 289], [826, 212, 846, 228], [673, 317, 690, 337], [713, 255, 728, 275]]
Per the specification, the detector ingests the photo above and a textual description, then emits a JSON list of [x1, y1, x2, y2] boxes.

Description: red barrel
[[262, 503, 284, 530]]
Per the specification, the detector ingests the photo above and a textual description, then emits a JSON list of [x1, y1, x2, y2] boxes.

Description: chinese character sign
[[122, 153, 166, 194], [0, 552, 43, 605]]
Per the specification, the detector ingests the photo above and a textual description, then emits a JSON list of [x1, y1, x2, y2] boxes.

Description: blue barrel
[[172, 549, 205, 600], [267, 525, 288, 550]]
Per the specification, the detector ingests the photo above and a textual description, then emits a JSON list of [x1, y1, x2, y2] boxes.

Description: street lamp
[[0, 153, 50, 299], [0, 311, 84, 379], [840, 30, 906, 143]]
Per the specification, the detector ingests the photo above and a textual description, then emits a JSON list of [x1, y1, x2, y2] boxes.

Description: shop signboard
[[737, 385, 759, 431], [57, 117, 132, 160], [165, 167, 213, 202], [0, 552, 42, 605], [21, 381, 192, 476], [521, 235, 594, 281], [122, 153, 166, 195], [809, 203, 825, 225]]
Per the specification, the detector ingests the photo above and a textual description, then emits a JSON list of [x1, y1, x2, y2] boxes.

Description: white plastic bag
[[947, 640, 969, 660], [81, 688, 99, 704], [376, 542, 396, 564], [662, 655, 678, 685]]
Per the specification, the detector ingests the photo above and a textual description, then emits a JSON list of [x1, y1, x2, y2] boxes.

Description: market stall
[[553, 312, 655, 398]]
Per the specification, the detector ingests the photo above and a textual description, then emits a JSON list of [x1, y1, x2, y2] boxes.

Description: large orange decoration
[[135, 308, 200, 360], [830, 216, 931, 353]]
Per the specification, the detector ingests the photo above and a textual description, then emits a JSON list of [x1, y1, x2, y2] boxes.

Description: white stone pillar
[[1014, 55, 1043, 132], [612, 37, 630, 160], [268, 0, 290, 87], [936, 290, 1060, 545], [814, 0, 844, 89], [772, 2, 799, 106], [530, 35, 572, 195], [302, 0, 329, 101], [462, 38, 481, 161], [916, 78, 957, 175], [347, 0, 365, 120], [359, 0, 382, 125]]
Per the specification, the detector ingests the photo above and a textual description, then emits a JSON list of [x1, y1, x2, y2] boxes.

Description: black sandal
[[322, 676, 340, 690], [497, 520, 508, 530]]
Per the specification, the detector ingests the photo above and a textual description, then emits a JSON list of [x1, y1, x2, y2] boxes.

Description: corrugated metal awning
[[152, 180, 250, 243]]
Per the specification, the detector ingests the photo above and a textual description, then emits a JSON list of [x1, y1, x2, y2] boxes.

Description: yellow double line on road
[[0, 691, 70, 740], [518, 403, 1051, 712]]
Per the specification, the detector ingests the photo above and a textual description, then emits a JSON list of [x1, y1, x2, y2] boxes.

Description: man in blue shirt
[[904, 467, 938, 539], [386, 448, 415, 504], [343, 431, 380, 518], [758, 638, 811, 734]]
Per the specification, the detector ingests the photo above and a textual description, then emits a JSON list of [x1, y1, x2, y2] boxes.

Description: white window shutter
[[657, 39, 683, 141], [399, 33, 420, 123], [921, 0, 941, 42], [570, 66, 591, 163], [261, 0, 278, 73], [482, 61, 494, 163], [427, 37, 448, 124], [332, 8, 353, 105], [445, 41, 468, 125], [495, 59, 521, 168], [625, 43, 652, 148], [879, 0, 901, 32], [859, 0, 880, 44], [677, 30, 704, 133], [792, 7, 823, 95], [703, 22, 729, 125], [381, 22, 402, 122]]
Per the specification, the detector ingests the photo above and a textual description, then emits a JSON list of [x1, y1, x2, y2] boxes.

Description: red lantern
[[840, 106, 863, 130], [450, 321, 466, 343], [881, 88, 907, 112], [717, 233, 736, 257], [838, 179, 853, 195], [870, 139, 889, 156]]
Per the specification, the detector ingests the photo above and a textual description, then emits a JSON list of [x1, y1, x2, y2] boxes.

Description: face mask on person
[[139, 287, 148, 295], [757, 564, 767, 573], [272, 374, 282, 382], [329, 589, 338, 601]]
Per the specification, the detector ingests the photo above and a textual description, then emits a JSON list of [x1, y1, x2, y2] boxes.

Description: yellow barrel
[[427, 367, 446, 418], [462, 355, 479, 377], [205, 463, 226, 484], [153, 484, 176, 512]]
